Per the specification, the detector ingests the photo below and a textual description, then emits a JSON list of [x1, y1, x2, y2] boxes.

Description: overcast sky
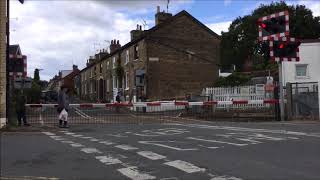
[[10, 0, 320, 81]]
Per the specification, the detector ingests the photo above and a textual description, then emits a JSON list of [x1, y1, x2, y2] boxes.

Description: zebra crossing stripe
[[117, 166, 156, 180], [137, 151, 166, 160], [115, 145, 138, 151], [80, 148, 102, 154], [164, 160, 205, 173], [42, 132, 55, 136], [70, 143, 84, 148], [95, 156, 122, 165], [99, 141, 114, 145]]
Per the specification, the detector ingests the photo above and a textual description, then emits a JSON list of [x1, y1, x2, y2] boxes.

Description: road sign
[[269, 37, 300, 62], [257, 10, 289, 41]]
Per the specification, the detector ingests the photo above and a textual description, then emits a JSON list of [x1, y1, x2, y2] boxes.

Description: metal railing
[[25, 100, 279, 125]]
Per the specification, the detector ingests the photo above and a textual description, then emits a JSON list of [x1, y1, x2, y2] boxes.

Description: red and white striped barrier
[[26, 99, 279, 108]]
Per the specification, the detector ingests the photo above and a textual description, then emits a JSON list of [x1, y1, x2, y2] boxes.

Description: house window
[[100, 63, 102, 73], [106, 79, 110, 92], [90, 82, 93, 93], [125, 50, 129, 64], [113, 57, 116, 69], [134, 45, 139, 60], [296, 64, 308, 77], [125, 72, 129, 89], [113, 76, 117, 88]]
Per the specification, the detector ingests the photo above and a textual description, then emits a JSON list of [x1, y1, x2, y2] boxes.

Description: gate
[[287, 82, 319, 120]]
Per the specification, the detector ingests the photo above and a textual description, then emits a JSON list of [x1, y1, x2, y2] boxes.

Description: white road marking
[[164, 160, 205, 173], [198, 145, 220, 149], [137, 151, 166, 160], [42, 132, 55, 136], [115, 145, 138, 151], [95, 155, 122, 165], [80, 136, 92, 139], [235, 138, 261, 144], [209, 175, 242, 180], [70, 143, 84, 147], [99, 141, 114, 145], [139, 141, 198, 151], [117, 166, 156, 180], [108, 134, 128, 138], [287, 137, 299, 140], [71, 134, 83, 137], [187, 137, 248, 146], [65, 132, 76, 135], [175, 123, 320, 138], [80, 148, 102, 154], [49, 136, 65, 141], [89, 138, 99, 142], [61, 141, 75, 144]]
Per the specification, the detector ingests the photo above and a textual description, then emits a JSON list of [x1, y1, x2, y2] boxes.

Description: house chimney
[[73, 65, 78, 71], [155, 6, 172, 25], [109, 39, 121, 53], [130, 24, 144, 41]]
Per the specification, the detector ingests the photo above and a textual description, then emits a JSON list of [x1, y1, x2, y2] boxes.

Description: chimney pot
[[157, 6, 160, 13], [140, 25, 142, 30], [117, 40, 119, 44]]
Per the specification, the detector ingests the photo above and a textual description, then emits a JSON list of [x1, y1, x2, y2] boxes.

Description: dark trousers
[[17, 111, 27, 125]]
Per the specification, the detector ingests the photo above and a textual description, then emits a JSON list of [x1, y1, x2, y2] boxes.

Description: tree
[[33, 68, 40, 84], [25, 69, 41, 103], [214, 73, 250, 87], [220, 1, 320, 70]]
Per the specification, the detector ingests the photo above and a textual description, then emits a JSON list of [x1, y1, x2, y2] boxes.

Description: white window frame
[[107, 61, 109, 69], [106, 79, 110, 92], [125, 72, 129, 90], [113, 76, 117, 88], [125, 50, 129, 64], [113, 57, 116, 69], [295, 64, 308, 78], [134, 45, 139, 61]]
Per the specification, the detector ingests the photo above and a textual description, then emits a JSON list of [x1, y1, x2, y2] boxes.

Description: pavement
[[1, 119, 320, 180]]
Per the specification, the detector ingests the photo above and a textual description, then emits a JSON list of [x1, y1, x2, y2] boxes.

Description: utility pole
[[6, 0, 10, 124]]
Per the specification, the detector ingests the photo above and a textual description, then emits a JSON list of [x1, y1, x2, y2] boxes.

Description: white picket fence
[[204, 85, 271, 109]]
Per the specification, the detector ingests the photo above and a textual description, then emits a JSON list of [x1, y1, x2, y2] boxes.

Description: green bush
[[214, 73, 250, 87]]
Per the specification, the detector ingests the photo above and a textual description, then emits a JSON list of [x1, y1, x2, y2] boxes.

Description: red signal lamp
[[279, 43, 285, 49]]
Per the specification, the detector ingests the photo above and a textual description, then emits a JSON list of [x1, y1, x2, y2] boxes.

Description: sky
[[10, 0, 320, 81]]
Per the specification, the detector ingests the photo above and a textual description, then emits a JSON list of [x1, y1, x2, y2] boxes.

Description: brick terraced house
[[79, 7, 221, 102], [0, 0, 7, 127]]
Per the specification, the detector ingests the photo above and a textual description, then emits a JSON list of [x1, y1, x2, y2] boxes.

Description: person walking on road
[[57, 86, 70, 128], [16, 90, 30, 126]]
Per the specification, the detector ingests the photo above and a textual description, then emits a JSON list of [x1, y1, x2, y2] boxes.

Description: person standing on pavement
[[57, 86, 70, 128], [16, 90, 30, 126]]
